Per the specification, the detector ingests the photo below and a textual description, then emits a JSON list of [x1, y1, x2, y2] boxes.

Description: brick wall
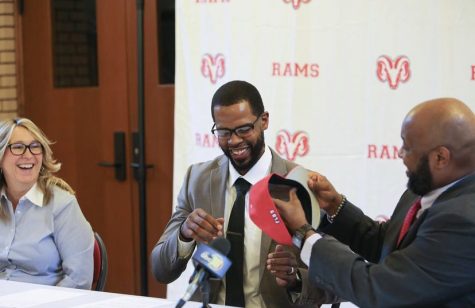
[[0, 0, 17, 120]]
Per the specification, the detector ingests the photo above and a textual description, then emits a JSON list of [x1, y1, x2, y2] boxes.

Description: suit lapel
[[380, 192, 417, 259], [381, 174, 475, 258], [259, 232, 272, 280], [210, 156, 228, 219], [398, 210, 428, 248], [398, 174, 475, 249], [259, 150, 292, 280], [399, 175, 475, 248]]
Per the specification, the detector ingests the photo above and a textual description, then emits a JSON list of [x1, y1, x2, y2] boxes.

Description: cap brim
[[249, 166, 320, 246], [281, 166, 320, 230]]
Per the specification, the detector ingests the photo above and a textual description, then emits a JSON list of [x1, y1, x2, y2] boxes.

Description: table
[[0, 280, 224, 308]]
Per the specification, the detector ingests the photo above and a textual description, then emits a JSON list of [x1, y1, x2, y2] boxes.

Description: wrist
[[292, 223, 315, 250], [179, 221, 193, 242], [290, 220, 308, 233], [327, 194, 346, 223]]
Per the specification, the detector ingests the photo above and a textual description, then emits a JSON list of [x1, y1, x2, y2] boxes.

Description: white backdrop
[[170, 1, 475, 307]]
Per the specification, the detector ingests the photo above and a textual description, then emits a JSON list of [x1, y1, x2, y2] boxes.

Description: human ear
[[431, 146, 450, 168], [260, 112, 269, 130]]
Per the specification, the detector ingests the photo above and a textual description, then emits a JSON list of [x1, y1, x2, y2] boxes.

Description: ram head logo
[[201, 53, 225, 84], [275, 130, 309, 161], [283, 0, 311, 10], [376, 55, 411, 90]]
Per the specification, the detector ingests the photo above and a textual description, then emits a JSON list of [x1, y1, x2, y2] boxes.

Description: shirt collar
[[420, 178, 462, 211], [228, 146, 272, 187], [1, 183, 44, 207]]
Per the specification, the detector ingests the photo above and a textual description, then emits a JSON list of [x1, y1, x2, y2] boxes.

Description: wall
[[0, 0, 17, 120]]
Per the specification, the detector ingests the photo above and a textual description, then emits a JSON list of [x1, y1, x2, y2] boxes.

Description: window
[[157, 0, 175, 84], [51, 0, 98, 87]]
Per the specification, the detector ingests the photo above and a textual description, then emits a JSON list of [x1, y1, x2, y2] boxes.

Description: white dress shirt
[[216, 146, 272, 307]]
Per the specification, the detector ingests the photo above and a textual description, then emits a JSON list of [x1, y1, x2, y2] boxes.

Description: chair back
[[93, 232, 108, 291]]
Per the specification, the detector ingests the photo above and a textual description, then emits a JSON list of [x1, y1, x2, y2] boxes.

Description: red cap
[[249, 166, 320, 246]]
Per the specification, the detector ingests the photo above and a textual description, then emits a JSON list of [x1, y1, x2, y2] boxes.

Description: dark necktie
[[225, 178, 251, 307], [397, 198, 422, 246]]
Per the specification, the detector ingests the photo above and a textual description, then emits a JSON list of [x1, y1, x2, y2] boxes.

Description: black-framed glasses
[[211, 114, 262, 139], [7, 142, 44, 156]]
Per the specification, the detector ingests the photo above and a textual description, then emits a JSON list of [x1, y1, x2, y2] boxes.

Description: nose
[[22, 147, 35, 157], [398, 147, 405, 159], [227, 132, 243, 145]]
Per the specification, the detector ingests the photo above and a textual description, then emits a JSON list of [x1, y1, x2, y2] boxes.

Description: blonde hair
[[0, 118, 74, 208]]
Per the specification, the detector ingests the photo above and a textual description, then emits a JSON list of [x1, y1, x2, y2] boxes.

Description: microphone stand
[[200, 279, 211, 308]]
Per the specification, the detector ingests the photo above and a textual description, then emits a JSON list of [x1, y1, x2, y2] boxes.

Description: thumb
[[272, 197, 286, 210], [288, 188, 300, 203]]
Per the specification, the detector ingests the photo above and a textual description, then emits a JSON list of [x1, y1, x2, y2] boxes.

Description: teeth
[[18, 164, 33, 169], [232, 148, 247, 155]]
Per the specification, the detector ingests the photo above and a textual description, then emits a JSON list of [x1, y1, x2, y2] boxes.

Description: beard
[[222, 131, 265, 175], [407, 155, 433, 196]]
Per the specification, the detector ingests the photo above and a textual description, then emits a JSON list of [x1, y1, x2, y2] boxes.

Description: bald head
[[402, 98, 475, 185]]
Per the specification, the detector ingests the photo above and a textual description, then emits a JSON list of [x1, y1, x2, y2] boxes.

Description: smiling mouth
[[18, 164, 34, 170], [231, 147, 248, 156]]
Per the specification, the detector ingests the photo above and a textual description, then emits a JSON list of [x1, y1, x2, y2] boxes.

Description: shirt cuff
[[300, 233, 321, 266], [177, 234, 195, 258]]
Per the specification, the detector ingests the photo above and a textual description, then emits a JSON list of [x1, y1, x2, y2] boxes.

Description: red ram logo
[[201, 53, 225, 84], [275, 130, 310, 161], [376, 55, 411, 90]]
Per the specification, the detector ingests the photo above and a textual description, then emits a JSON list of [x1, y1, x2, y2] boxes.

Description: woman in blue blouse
[[0, 118, 93, 289]]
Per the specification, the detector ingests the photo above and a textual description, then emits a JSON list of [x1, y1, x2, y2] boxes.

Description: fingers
[[272, 188, 300, 210], [266, 257, 298, 271], [272, 189, 308, 231], [307, 172, 329, 192], [288, 188, 301, 203], [266, 245, 298, 273], [306, 172, 343, 211], [180, 209, 223, 243], [266, 246, 298, 287], [274, 244, 285, 253]]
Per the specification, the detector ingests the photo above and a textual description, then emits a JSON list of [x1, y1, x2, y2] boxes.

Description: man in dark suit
[[151, 80, 335, 307], [272, 98, 475, 307]]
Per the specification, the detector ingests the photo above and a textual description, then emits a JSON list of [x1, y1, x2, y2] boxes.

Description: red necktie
[[397, 198, 422, 246]]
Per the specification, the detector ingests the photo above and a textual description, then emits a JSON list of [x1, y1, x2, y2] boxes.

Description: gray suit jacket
[[311, 173, 475, 307], [151, 148, 335, 307]]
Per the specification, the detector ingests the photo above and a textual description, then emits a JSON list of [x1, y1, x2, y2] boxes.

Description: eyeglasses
[[211, 114, 262, 140], [7, 142, 44, 156]]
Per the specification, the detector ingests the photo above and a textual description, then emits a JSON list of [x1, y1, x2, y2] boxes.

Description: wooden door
[[142, 0, 175, 298], [18, 0, 173, 297]]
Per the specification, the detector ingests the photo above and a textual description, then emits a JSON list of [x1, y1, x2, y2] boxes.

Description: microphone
[[176, 238, 231, 308]]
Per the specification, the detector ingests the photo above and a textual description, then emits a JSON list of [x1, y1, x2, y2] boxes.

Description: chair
[[93, 232, 108, 291]]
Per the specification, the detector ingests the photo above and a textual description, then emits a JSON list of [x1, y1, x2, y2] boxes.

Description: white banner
[[172, 1, 475, 306]]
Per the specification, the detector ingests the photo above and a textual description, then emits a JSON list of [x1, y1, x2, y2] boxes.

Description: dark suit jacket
[[151, 148, 336, 307], [310, 173, 475, 307]]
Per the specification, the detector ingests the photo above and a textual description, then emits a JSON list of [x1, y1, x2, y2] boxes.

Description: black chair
[[92, 232, 108, 291]]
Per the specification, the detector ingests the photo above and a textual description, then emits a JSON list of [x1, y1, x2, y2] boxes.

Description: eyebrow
[[216, 122, 253, 129], [8, 140, 39, 144]]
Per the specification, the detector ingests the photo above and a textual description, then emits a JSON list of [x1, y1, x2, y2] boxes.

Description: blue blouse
[[0, 184, 93, 289]]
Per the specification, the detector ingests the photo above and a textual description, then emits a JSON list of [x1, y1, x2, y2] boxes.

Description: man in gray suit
[[151, 80, 334, 307], [272, 98, 475, 307]]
